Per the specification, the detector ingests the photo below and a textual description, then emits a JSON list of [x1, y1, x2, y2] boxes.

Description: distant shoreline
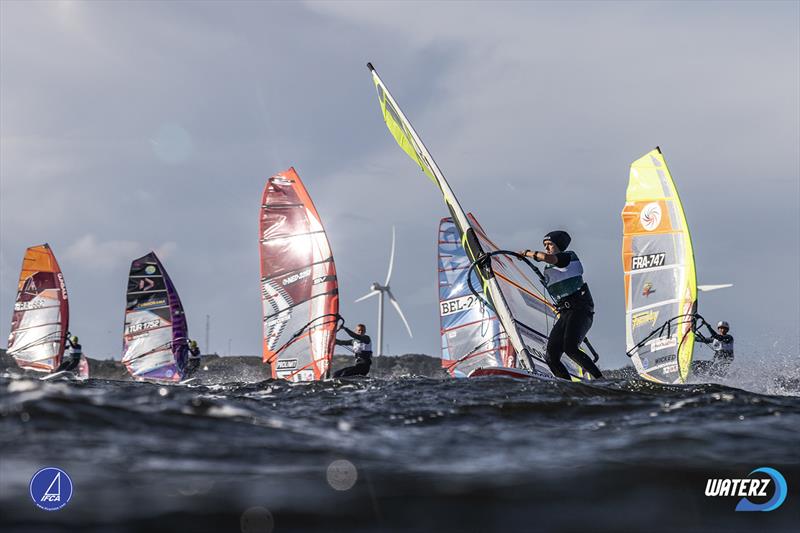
[[0, 350, 450, 381]]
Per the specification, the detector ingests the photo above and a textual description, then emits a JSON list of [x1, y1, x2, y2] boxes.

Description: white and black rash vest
[[336, 327, 373, 362], [706, 332, 734, 357], [69, 342, 83, 360], [542, 251, 593, 309]]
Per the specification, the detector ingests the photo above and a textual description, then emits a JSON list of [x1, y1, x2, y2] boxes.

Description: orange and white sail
[[6, 244, 70, 372]]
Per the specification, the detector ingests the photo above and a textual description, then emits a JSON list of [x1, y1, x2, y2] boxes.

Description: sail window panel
[[654, 167, 673, 199], [15, 305, 61, 331], [9, 323, 60, 353], [128, 349, 175, 374], [665, 199, 685, 233], [122, 327, 173, 362], [629, 266, 683, 312]]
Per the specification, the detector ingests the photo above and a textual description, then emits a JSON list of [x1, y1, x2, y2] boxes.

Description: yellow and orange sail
[[622, 148, 697, 384]]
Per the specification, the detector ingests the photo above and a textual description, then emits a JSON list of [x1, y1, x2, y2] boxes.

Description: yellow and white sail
[[367, 63, 549, 376], [622, 148, 697, 384]]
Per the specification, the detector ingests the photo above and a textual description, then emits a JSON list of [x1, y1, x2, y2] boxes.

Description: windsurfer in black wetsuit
[[55, 334, 82, 373], [334, 324, 372, 378], [520, 231, 603, 380], [694, 321, 734, 376], [184, 339, 202, 377]]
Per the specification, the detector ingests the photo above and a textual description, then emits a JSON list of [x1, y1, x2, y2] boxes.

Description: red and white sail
[[260, 167, 339, 381]]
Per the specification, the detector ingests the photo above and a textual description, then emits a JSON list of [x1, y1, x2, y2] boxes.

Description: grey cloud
[[1, 1, 797, 369]]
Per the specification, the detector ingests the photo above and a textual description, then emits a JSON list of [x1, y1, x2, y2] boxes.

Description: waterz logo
[[276, 359, 298, 370], [631, 252, 666, 271], [29, 467, 73, 511], [639, 202, 662, 231], [705, 467, 787, 512]]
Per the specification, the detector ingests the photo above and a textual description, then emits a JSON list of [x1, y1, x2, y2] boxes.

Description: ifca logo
[[29, 467, 74, 511], [705, 467, 787, 512]]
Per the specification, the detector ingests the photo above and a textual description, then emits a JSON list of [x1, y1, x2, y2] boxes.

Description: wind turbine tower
[[355, 226, 413, 356]]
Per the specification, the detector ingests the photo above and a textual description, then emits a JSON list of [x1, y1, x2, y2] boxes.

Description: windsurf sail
[[622, 147, 697, 384], [438, 216, 512, 376], [260, 167, 339, 382], [122, 252, 188, 382], [6, 244, 69, 372], [368, 62, 569, 378]]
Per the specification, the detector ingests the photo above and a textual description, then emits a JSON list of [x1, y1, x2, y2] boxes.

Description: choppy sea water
[[1, 364, 799, 532]]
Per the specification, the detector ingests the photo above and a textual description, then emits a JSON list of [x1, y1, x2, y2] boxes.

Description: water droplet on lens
[[326, 459, 358, 491], [240, 506, 274, 533]]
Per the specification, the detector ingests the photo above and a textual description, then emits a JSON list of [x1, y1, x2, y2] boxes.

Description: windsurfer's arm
[[335, 338, 350, 347], [343, 327, 370, 343], [703, 323, 724, 341], [521, 250, 570, 267]]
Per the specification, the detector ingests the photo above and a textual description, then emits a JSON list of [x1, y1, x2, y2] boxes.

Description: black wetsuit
[[543, 252, 603, 380], [55, 341, 82, 373], [185, 345, 201, 377], [334, 327, 372, 378], [695, 325, 734, 376]]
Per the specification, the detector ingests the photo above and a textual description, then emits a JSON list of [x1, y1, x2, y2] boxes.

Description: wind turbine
[[355, 226, 413, 356]]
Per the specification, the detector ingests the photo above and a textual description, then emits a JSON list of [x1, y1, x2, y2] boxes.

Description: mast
[[367, 63, 537, 372]]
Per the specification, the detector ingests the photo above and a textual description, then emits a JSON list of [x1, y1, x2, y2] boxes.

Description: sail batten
[[260, 167, 339, 382], [622, 148, 697, 384]]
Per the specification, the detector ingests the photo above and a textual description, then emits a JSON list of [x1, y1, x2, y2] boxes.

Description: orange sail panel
[[260, 168, 339, 381], [6, 244, 69, 372]]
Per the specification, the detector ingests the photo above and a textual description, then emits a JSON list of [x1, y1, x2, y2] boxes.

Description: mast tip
[[366, 62, 375, 71]]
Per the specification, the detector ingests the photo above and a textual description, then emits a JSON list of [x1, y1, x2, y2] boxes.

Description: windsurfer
[[334, 323, 372, 378], [55, 334, 82, 373], [694, 320, 734, 376], [185, 339, 202, 376], [521, 231, 603, 380]]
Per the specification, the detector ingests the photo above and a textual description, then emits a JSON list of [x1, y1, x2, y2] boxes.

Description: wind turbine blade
[[355, 291, 380, 303], [384, 226, 396, 286], [698, 283, 733, 292], [387, 290, 413, 338]]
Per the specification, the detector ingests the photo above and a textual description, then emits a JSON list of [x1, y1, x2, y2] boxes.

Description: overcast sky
[[1, 1, 798, 370]]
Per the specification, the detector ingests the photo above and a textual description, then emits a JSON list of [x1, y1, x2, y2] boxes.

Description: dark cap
[[543, 230, 571, 251]]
